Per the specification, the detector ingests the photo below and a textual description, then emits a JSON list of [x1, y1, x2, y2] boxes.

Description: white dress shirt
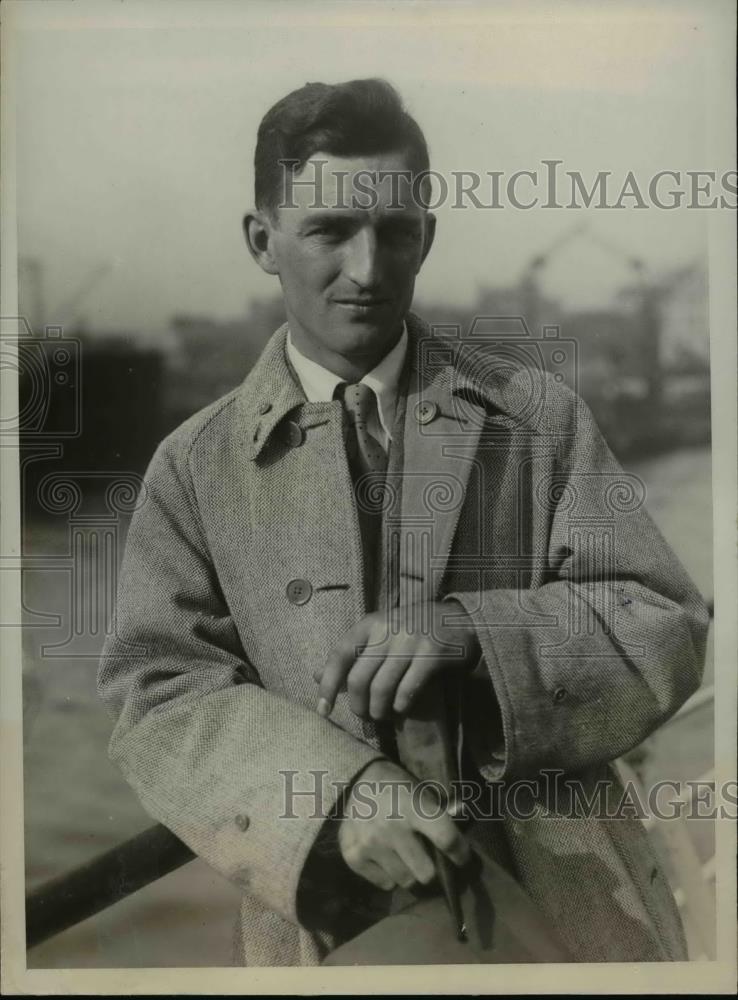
[[285, 324, 408, 451]]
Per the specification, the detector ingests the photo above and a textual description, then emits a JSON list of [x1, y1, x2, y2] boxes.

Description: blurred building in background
[[165, 296, 285, 427], [657, 262, 710, 371], [17, 326, 166, 518]]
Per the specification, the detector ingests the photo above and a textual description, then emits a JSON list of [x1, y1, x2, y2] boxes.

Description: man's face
[[261, 150, 435, 371]]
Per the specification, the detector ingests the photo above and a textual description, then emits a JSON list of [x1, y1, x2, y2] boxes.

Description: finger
[[373, 845, 417, 891], [344, 854, 396, 892], [395, 831, 437, 886], [368, 646, 414, 720], [317, 621, 371, 717], [392, 651, 441, 715], [413, 800, 470, 868], [346, 642, 389, 718]]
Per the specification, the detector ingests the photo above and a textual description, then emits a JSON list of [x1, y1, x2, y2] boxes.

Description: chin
[[341, 308, 403, 334], [337, 321, 399, 355]]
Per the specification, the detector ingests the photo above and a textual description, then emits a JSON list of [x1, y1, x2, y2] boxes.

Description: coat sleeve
[[97, 434, 385, 925], [447, 390, 710, 782]]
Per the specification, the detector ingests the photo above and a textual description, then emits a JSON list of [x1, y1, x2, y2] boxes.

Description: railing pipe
[[26, 823, 194, 949]]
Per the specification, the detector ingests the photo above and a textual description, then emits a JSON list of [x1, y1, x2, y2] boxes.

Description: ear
[[418, 211, 436, 270], [243, 210, 280, 275]]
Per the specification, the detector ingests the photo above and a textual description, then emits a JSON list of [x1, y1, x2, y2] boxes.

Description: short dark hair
[[254, 78, 430, 214]]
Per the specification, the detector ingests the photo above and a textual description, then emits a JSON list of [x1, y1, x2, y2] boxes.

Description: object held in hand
[[323, 676, 570, 964], [322, 840, 571, 965], [429, 838, 467, 942]]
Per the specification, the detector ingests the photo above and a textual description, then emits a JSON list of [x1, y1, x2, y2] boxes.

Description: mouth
[[334, 297, 391, 313]]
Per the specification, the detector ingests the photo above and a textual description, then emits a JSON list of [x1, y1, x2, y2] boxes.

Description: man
[[98, 78, 709, 966]]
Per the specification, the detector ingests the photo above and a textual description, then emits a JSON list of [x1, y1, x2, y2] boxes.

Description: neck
[[287, 321, 404, 382]]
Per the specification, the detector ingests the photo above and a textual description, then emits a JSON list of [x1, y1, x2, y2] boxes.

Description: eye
[[306, 221, 350, 240], [382, 221, 422, 244]]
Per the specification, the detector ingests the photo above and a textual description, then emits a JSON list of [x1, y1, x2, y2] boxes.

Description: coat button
[[553, 686, 567, 703], [284, 420, 304, 447], [414, 400, 439, 426], [235, 814, 250, 832], [258, 401, 272, 415], [286, 578, 312, 605]]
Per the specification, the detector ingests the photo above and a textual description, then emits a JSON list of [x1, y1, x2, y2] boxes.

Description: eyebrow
[[296, 209, 421, 232], [297, 211, 360, 230]]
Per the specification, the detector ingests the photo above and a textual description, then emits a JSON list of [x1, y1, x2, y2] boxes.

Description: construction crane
[[519, 223, 659, 404], [18, 257, 47, 335], [47, 258, 121, 332], [521, 222, 646, 312]]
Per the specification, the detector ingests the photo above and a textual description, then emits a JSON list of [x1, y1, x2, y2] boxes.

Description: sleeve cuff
[[442, 591, 509, 782]]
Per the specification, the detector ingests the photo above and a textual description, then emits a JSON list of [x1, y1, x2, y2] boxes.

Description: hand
[[314, 600, 480, 720], [338, 759, 470, 891]]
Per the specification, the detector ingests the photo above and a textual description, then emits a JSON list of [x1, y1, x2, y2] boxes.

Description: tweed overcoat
[[98, 313, 709, 966]]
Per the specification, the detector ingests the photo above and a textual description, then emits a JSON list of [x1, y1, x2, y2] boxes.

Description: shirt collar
[[285, 323, 408, 442]]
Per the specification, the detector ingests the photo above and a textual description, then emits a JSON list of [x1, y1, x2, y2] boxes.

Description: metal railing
[[25, 823, 194, 949]]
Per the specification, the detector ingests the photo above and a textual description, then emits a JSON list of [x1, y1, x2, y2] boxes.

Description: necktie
[[339, 382, 388, 479], [337, 382, 387, 607], [338, 383, 400, 765]]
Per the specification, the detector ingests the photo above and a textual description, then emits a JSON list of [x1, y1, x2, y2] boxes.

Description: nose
[[343, 228, 382, 290]]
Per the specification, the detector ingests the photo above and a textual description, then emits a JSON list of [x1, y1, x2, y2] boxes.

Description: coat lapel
[[395, 318, 487, 607]]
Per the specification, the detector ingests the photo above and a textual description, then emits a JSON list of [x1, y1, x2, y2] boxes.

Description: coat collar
[[237, 311, 518, 462], [237, 322, 306, 461]]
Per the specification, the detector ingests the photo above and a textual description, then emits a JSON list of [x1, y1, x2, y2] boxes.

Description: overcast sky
[[12, 0, 731, 340]]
